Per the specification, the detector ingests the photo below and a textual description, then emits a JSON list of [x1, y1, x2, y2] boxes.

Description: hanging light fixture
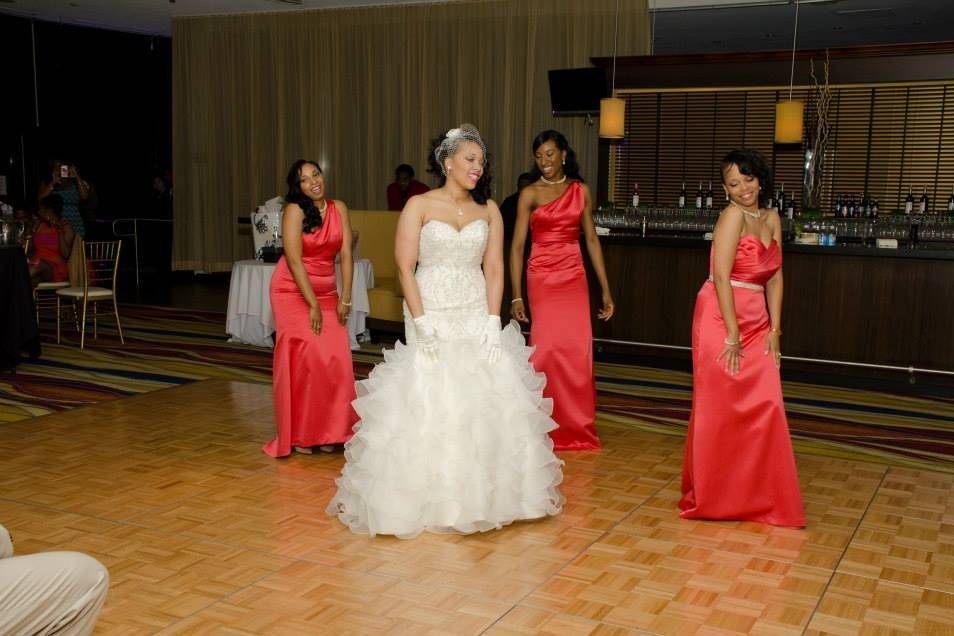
[[775, 0, 804, 143], [599, 0, 625, 139]]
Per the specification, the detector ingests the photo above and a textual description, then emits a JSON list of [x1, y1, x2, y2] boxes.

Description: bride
[[326, 124, 565, 538]]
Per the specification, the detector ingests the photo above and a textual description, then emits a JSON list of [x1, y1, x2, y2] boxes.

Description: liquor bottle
[[848, 194, 856, 218], [705, 181, 713, 209], [871, 199, 879, 220], [777, 183, 786, 213], [861, 193, 870, 218], [785, 197, 795, 220], [904, 186, 914, 215], [919, 186, 929, 214], [631, 183, 640, 208], [695, 182, 703, 210], [678, 182, 686, 208], [947, 187, 954, 215], [834, 194, 843, 217]]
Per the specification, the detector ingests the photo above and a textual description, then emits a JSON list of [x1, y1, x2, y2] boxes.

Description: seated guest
[[499, 172, 534, 239], [12, 201, 35, 244], [0, 522, 109, 635], [28, 194, 74, 287], [386, 163, 429, 211]]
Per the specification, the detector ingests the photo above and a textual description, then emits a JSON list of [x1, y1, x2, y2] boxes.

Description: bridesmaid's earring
[[724, 190, 729, 201], [562, 159, 566, 165]]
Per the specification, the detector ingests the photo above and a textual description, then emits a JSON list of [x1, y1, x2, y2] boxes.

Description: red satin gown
[[679, 235, 805, 526], [527, 181, 600, 451], [263, 200, 357, 458]]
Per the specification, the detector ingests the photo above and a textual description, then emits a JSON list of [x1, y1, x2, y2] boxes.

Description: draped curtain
[[172, 0, 648, 271]]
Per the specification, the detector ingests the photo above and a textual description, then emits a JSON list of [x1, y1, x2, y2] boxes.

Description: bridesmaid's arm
[[580, 183, 614, 321], [711, 207, 744, 374], [482, 200, 505, 316], [508, 188, 534, 323], [336, 200, 354, 326], [395, 197, 426, 318], [281, 204, 321, 333], [764, 212, 784, 366]]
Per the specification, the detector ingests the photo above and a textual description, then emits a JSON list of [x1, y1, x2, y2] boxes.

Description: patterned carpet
[[2, 305, 952, 472]]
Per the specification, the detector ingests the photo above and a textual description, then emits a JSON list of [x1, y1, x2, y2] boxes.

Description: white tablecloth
[[226, 259, 374, 350]]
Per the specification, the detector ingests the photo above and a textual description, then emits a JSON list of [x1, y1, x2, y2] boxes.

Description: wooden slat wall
[[611, 82, 954, 214]]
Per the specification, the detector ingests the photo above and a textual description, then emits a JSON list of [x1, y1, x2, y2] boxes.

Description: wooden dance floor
[[1, 379, 952, 634]]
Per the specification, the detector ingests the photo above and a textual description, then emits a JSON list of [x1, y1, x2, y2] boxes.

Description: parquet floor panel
[[2, 379, 952, 634]]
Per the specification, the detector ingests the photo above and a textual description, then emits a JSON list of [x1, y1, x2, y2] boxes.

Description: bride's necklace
[[733, 202, 761, 219], [540, 173, 567, 185], [447, 194, 469, 216]]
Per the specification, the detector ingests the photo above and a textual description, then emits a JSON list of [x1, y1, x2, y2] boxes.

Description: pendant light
[[775, 0, 804, 143], [599, 0, 625, 139]]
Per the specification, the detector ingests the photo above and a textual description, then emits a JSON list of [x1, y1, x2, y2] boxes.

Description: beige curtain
[[172, 0, 649, 271]]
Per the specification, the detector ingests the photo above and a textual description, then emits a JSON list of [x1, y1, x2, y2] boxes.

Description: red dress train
[[263, 201, 357, 458], [679, 236, 805, 526], [527, 182, 600, 451]]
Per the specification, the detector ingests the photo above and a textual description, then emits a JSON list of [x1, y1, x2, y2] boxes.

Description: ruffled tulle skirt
[[325, 321, 565, 539]]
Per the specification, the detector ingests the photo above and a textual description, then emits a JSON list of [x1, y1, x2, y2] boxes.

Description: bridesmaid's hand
[[597, 291, 615, 321], [717, 338, 743, 375], [764, 332, 781, 368], [309, 304, 322, 335], [511, 299, 529, 323], [336, 300, 350, 326]]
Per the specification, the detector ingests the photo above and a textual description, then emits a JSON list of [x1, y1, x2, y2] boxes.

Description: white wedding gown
[[326, 218, 565, 538]]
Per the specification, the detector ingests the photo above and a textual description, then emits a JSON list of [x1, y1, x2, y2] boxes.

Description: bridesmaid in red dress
[[679, 149, 805, 526], [510, 131, 614, 451], [263, 160, 357, 458]]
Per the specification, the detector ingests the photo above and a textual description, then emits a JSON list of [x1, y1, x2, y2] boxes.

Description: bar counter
[[584, 233, 954, 377]]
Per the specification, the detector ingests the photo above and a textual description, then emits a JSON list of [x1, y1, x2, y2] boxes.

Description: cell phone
[[59, 165, 70, 179]]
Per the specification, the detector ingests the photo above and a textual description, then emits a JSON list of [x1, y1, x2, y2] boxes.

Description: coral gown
[[679, 235, 805, 526], [263, 200, 356, 458], [527, 182, 600, 450]]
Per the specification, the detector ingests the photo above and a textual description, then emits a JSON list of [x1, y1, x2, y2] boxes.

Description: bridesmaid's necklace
[[540, 173, 567, 185], [316, 199, 328, 215], [733, 201, 761, 219]]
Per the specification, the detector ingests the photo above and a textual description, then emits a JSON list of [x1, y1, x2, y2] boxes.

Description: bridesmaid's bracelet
[[724, 337, 740, 346], [770, 327, 782, 335], [341, 300, 352, 307], [510, 298, 523, 304]]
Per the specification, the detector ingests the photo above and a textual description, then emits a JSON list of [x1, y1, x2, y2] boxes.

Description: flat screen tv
[[548, 67, 607, 116]]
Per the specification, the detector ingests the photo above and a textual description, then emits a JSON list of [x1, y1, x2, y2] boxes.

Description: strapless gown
[[326, 218, 564, 538]]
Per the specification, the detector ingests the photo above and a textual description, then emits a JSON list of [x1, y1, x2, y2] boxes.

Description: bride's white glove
[[480, 315, 502, 365], [413, 314, 439, 361]]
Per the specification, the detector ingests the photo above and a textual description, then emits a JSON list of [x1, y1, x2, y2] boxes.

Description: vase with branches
[[802, 51, 831, 214]]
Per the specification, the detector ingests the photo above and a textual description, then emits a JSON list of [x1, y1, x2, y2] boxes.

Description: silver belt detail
[[707, 275, 764, 291]]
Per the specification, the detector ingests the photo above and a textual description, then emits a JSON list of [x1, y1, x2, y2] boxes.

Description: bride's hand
[[413, 314, 439, 361], [511, 299, 528, 323], [480, 315, 502, 365]]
